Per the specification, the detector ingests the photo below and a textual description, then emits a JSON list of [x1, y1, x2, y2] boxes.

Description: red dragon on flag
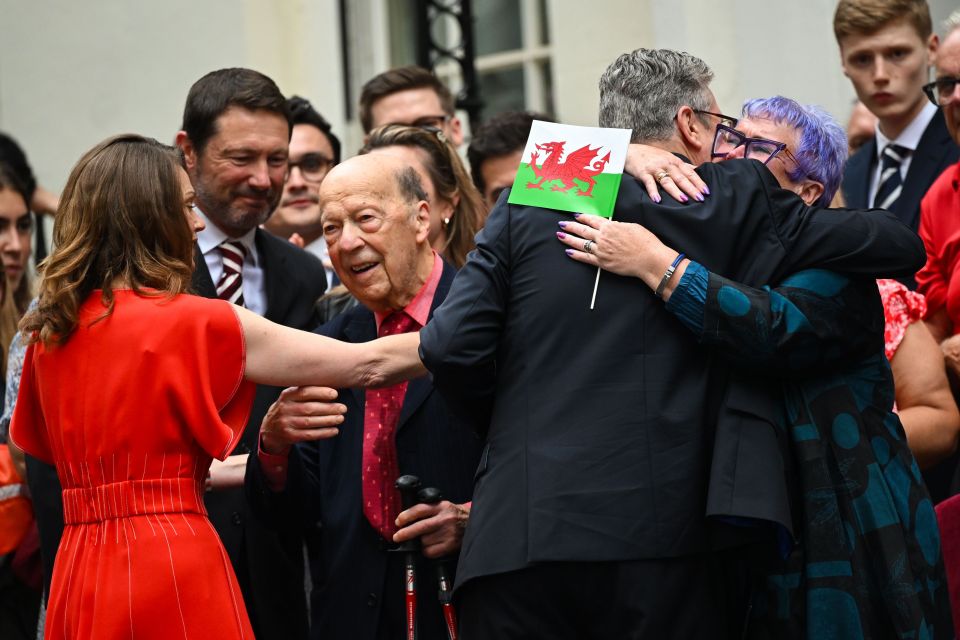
[[526, 141, 612, 197]]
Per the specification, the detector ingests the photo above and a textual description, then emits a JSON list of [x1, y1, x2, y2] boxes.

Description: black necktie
[[873, 143, 909, 210]]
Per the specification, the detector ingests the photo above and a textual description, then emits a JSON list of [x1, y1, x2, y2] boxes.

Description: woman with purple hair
[[558, 96, 954, 638]]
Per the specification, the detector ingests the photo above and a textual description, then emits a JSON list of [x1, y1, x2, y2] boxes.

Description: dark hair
[[0, 162, 30, 210], [287, 96, 342, 165], [396, 167, 429, 204], [180, 68, 291, 154], [834, 0, 932, 41], [0, 133, 37, 203], [467, 110, 553, 193], [360, 124, 485, 269], [359, 66, 455, 134], [22, 135, 194, 346]]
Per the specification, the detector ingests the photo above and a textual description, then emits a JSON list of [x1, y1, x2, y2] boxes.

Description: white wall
[[2, 0, 957, 192], [0, 0, 344, 192]]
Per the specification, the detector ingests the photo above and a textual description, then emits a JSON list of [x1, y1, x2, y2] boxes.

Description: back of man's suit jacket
[[420, 159, 925, 589]]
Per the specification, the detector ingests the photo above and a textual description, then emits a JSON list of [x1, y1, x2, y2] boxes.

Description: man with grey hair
[[417, 47, 923, 638]]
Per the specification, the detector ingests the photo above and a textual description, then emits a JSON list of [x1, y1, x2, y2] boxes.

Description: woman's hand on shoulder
[[624, 143, 708, 204]]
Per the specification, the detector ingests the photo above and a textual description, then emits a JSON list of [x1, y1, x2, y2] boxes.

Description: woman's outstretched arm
[[235, 306, 426, 389]]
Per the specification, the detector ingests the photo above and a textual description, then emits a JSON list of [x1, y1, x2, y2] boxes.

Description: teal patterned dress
[[668, 263, 952, 639]]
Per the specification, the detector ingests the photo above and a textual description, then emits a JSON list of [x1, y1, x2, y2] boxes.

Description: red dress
[[10, 291, 256, 639], [916, 161, 960, 331]]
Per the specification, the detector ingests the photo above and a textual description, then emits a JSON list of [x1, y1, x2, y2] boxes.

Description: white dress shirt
[[868, 101, 938, 206], [195, 208, 267, 316]]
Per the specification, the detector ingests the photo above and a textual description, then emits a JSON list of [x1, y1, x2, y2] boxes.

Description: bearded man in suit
[[175, 67, 328, 640]]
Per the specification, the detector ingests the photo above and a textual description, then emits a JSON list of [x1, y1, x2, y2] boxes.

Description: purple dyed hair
[[741, 96, 847, 207]]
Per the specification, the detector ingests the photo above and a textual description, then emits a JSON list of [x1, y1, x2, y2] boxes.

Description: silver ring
[[584, 240, 594, 254]]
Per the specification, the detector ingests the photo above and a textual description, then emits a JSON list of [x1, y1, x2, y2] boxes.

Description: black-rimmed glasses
[[694, 109, 739, 128], [287, 153, 334, 183], [923, 77, 960, 106], [711, 124, 797, 166]]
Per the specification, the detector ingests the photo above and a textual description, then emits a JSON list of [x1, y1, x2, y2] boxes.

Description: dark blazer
[[195, 229, 327, 640], [246, 260, 484, 640], [842, 109, 959, 232], [419, 159, 926, 590]]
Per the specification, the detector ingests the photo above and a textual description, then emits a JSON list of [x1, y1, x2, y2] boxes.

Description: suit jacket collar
[[899, 109, 955, 228], [342, 260, 457, 430], [255, 229, 294, 322], [844, 137, 876, 209], [191, 244, 217, 298]]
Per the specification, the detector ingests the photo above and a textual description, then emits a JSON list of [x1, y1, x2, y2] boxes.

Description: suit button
[[367, 593, 377, 607], [238, 443, 251, 454], [232, 512, 243, 526]]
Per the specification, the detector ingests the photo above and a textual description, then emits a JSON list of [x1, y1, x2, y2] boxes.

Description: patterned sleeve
[[176, 298, 256, 460], [878, 278, 927, 361], [8, 343, 53, 463], [697, 269, 885, 377]]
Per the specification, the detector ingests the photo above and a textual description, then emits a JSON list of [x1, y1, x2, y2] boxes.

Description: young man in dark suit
[[836, 0, 958, 236], [246, 153, 482, 640], [176, 68, 328, 640], [417, 48, 925, 638]]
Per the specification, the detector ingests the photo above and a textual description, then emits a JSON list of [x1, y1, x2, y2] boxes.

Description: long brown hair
[[361, 124, 486, 268], [21, 134, 194, 347]]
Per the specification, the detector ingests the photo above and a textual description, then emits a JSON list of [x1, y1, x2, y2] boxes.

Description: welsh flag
[[508, 121, 632, 218]]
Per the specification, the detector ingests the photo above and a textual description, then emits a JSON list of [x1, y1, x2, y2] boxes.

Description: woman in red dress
[[8, 134, 423, 639]]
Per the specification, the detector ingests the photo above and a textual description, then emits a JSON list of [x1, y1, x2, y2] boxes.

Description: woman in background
[[9, 134, 424, 639]]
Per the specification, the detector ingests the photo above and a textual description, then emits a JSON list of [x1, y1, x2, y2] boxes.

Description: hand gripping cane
[[395, 475, 422, 640], [417, 486, 459, 640]]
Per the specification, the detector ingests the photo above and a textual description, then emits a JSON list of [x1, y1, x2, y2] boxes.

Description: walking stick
[[418, 486, 459, 640], [395, 475, 422, 640]]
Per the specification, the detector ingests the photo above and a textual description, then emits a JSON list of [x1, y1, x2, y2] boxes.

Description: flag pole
[[589, 267, 601, 310]]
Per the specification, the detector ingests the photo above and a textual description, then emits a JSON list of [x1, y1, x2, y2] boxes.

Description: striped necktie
[[216, 240, 247, 307], [873, 143, 909, 210]]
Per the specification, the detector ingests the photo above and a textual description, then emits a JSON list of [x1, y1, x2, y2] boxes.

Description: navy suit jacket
[[419, 160, 925, 590], [246, 260, 483, 640], [842, 109, 958, 233], [195, 228, 327, 640]]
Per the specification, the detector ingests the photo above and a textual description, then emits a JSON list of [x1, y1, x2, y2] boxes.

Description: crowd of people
[[4, 0, 960, 638]]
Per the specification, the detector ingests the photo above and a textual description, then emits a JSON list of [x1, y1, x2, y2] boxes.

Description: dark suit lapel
[[191, 244, 217, 298], [897, 111, 954, 229], [256, 230, 293, 323], [397, 261, 455, 429], [843, 137, 874, 209]]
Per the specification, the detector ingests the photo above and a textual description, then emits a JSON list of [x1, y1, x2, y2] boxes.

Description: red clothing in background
[[916, 161, 960, 332]]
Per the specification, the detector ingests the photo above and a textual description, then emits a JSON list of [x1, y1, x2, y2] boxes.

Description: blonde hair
[[21, 134, 194, 347]]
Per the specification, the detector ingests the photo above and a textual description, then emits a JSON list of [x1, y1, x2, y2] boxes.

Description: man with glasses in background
[[263, 96, 342, 289], [358, 66, 463, 146], [914, 11, 960, 506]]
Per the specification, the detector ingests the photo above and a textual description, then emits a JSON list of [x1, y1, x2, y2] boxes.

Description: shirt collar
[[374, 251, 443, 331], [195, 208, 259, 266], [875, 101, 938, 158]]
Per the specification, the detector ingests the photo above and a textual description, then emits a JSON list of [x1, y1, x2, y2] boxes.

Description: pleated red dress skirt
[[10, 290, 257, 639]]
